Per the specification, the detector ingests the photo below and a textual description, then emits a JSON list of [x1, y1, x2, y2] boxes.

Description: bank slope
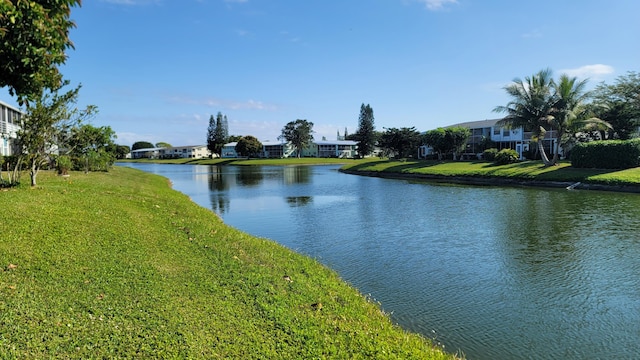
[[0, 167, 455, 359], [341, 160, 640, 192]]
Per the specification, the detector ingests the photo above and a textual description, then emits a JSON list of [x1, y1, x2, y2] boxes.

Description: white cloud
[[559, 64, 615, 79], [416, 0, 458, 11]]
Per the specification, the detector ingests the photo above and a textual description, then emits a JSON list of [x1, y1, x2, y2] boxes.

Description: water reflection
[[283, 166, 311, 184], [236, 166, 264, 186], [207, 166, 229, 191], [286, 196, 313, 207]]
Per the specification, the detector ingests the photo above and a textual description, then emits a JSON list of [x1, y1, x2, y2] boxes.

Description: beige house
[[160, 145, 210, 159]]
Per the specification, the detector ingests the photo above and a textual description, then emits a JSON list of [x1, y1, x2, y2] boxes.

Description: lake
[[120, 163, 640, 359]]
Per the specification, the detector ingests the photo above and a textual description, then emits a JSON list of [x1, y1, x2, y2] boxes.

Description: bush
[[494, 148, 519, 165], [570, 139, 640, 169], [483, 148, 499, 161], [56, 155, 72, 175]]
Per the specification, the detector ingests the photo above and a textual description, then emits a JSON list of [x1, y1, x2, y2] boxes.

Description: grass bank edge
[[340, 159, 640, 187], [0, 167, 458, 359]]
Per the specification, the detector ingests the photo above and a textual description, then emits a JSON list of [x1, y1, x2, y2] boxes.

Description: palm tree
[[494, 68, 556, 166], [550, 74, 612, 161]]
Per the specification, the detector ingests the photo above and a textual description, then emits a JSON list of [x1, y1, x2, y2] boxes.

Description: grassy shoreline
[[340, 159, 640, 192], [1, 168, 456, 359]]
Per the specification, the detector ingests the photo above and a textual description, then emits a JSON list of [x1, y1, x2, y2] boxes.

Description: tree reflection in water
[[286, 196, 313, 207]]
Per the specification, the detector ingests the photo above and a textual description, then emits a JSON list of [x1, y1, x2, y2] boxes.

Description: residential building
[[131, 145, 211, 159], [221, 139, 358, 159], [130, 147, 163, 159], [221, 142, 239, 158], [159, 145, 210, 159], [0, 100, 22, 156], [419, 119, 560, 160], [307, 140, 358, 158]]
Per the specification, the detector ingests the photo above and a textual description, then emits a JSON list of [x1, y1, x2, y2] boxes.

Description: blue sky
[[2, 0, 639, 147]]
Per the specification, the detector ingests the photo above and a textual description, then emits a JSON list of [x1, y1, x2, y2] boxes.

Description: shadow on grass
[[481, 160, 545, 169], [344, 159, 446, 173], [481, 160, 621, 181], [535, 166, 617, 181], [344, 160, 392, 171], [384, 160, 443, 173]]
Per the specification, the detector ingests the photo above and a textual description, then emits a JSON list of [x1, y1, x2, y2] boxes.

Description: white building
[[221, 139, 358, 159], [130, 147, 163, 159], [304, 140, 358, 158], [159, 145, 210, 159], [130, 145, 211, 159], [0, 100, 22, 156], [221, 142, 239, 158], [419, 119, 560, 160]]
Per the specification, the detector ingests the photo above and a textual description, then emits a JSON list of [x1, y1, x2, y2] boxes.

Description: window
[[503, 129, 510, 136], [493, 127, 500, 135]]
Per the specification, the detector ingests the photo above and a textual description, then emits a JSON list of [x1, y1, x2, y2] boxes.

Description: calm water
[[120, 163, 640, 359]]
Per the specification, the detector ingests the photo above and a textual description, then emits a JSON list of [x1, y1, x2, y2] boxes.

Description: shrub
[[570, 139, 640, 169], [494, 148, 519, 165], [56, 155, 72, 175], [483, 148, 499, 161]]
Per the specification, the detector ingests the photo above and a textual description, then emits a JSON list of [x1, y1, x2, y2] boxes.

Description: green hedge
[[494, 148, 519, 165], [570, 139, 640, 169], [483, 148, 498, 161]]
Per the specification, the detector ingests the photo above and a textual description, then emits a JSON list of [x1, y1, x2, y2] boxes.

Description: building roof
[[169, 145, 207, 149], [446, 119, 502, 129], [130, 147, 163, 153], [0, 100, 22, 113], [314, 140, 358, 145]]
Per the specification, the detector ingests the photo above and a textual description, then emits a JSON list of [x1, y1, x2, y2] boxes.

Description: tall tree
[[446, 126, 471, 160], [0, 0, 81, 105], [423, 128, 448, 160], [227, 135, 243, 143], [16, 84, 96, 186], [115, 145, 131, 159], [590, 71, 640, 140], [207, 112, 228, 157], [206, 115, 216, 154], [379, 127, 422, 158], [550, 74, 611, 162], [131, 141, 154, 150], [355, 103, 376, 157], [155, 142, 172, 148], [235, 135, 263, 158], [279, 119, 314, 158], [494, 68, 556, 166]]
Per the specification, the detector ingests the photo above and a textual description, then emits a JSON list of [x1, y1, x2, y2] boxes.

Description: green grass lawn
[[341, 159, 640, 186], [0, 168, 456, 359]]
